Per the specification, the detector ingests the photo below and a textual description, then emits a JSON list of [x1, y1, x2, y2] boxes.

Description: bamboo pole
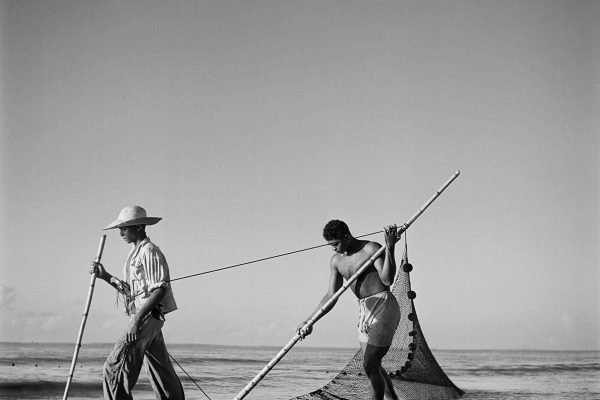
[[232, 170, 461, 400], [63, 235, 107, 400]]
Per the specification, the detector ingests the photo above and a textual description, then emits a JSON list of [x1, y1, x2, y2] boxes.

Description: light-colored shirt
[[122, 237, 178, 315]]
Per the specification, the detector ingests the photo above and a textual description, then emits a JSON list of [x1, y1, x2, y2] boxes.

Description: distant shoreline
[[1, 342, 598, 352]]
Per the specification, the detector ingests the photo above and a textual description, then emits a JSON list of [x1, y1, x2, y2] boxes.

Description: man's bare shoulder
[[361, 240, 382, 255], [329, 252, 343, 268]]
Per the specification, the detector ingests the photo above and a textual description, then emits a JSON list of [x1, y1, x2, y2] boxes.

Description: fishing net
[[290, 250, 464, 400]]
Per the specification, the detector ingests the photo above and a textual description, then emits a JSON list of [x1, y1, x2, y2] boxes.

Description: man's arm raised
[[373, 225, 399, 286]]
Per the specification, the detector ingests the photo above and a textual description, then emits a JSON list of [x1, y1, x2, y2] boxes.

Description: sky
[[0, 0, 598, 351]]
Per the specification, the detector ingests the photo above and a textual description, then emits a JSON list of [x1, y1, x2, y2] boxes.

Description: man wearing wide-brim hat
[[91, 205, 184, 400]]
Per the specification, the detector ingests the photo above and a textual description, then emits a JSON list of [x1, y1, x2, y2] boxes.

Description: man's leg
[[103, 336, 145, 400], [145, 329, 185, 400], [380, 365, 399, 400], [361, 342, 398, 400]]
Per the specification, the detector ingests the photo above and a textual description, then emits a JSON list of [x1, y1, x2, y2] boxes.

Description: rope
[[168, 230, 384, 283], [167, 227, 392, 398], [169, 352, 212, 400], [403, 230, 408, 262]]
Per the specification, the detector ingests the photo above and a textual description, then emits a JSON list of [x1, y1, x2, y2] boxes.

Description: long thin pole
[[232, 170, 460, 400], [63, 235, 107, 400]]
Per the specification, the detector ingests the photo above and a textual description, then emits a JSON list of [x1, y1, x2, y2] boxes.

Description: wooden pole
[[63, 235, 107, 400], [232, 170, 460, 400]]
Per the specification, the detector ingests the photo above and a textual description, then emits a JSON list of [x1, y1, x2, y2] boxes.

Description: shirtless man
[[298, 220, 401, 400]]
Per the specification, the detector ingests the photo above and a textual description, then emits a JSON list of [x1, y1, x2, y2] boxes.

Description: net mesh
[[290, 255, 464, 400]]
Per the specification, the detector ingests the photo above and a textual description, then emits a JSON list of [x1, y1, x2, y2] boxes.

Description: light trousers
[[103, 314, 184, 400]]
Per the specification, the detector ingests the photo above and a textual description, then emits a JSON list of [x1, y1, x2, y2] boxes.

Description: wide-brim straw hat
[[103, 205, 162, 230]]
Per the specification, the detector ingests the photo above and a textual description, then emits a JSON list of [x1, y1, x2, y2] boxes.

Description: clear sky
[[1, 0, 598, 350]]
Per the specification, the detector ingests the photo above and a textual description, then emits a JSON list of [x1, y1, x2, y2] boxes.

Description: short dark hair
[[323, 220, 350, 241]]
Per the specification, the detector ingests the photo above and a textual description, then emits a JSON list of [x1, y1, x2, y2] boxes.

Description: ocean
[[1, 342, 598, 400]]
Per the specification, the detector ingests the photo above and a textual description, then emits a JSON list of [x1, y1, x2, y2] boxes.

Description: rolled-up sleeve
[[137, 242, 178, 314], [143, 249, 170, 292]]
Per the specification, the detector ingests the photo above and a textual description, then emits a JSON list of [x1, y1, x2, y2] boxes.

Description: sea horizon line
[[1, 341, 598, 352]]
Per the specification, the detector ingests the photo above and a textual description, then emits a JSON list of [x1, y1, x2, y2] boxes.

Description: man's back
[[332, 239, 390, 299]]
